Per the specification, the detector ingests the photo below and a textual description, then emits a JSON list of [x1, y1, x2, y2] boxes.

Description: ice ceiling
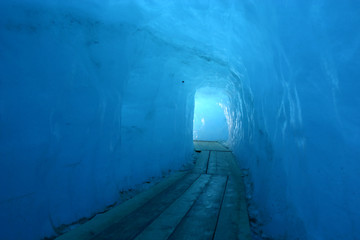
[[0, 0, 359, 239]]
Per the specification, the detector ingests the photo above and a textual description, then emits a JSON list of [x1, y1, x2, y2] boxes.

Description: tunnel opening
[[192, 87, 230, 142]]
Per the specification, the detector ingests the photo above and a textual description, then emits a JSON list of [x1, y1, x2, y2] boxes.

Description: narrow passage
[[58, 141, 251, 240]]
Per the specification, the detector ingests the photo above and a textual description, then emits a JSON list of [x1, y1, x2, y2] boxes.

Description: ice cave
[[0, 1, 359, 239]]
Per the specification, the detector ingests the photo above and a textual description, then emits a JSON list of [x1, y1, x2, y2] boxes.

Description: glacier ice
[[0, 0, 359, 239]]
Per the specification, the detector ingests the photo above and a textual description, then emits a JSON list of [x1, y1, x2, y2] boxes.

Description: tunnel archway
[[192, 87, 230, 141]]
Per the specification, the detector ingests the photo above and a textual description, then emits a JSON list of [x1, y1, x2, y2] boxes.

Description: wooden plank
[[168, 175, 228, 240], [192, 151, 210, 174], [90, 173, 201, 240], [134, 174, 211, 240], [207, 151, 233, 176], [194, 141, 230, 152], [59, 141, 251, 240], [213, 176, 252, 240], [227, 153, 252, 240], [57, 171, 188, 240]]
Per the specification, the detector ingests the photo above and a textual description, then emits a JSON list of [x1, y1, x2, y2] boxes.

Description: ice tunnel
[[0, 1, 360, 239]]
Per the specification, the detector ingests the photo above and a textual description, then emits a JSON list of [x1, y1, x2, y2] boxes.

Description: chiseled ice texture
[[226, 2, 360, 239], [0, 1, 359, 240], [0, 1, 195, 239]]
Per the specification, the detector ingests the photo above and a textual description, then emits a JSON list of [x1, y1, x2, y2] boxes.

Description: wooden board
[[168, 175, 228, 240], [193, 141, 230, 152], [213, 176, 252, 240], [58, 141, 252, 240], [134, 174, 211, 240], [192, 151, 210, 174], [56, 171, 188, 240], [207, 151, 234, 176], [90, 173, 200, 240]]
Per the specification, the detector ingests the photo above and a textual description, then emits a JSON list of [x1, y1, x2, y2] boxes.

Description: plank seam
[[88, 173, 191, 240], [130, 174, 202, 240], [206, 151, 211, 174], [209, 150, 231, 152], [212, 176, 229, 240], [195, 150, 231, 152], [166, 175, 212, 240]]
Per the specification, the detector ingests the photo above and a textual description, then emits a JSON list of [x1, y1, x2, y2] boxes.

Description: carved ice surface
[[0, 0, 359, 239]]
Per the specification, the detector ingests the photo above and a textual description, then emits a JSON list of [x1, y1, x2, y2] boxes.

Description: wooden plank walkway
[[57, 141, 251, 240]]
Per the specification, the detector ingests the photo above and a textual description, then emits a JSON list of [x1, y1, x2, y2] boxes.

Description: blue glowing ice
[[0, 1, 359, 239]]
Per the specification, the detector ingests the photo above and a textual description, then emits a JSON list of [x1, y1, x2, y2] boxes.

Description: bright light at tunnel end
[[193, 87, 230, 141]]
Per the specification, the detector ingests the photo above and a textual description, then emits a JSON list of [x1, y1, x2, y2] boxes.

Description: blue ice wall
[[226, 1, 360, 239], [0, 2, 195, 239], [1, 0, 359, 239]]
